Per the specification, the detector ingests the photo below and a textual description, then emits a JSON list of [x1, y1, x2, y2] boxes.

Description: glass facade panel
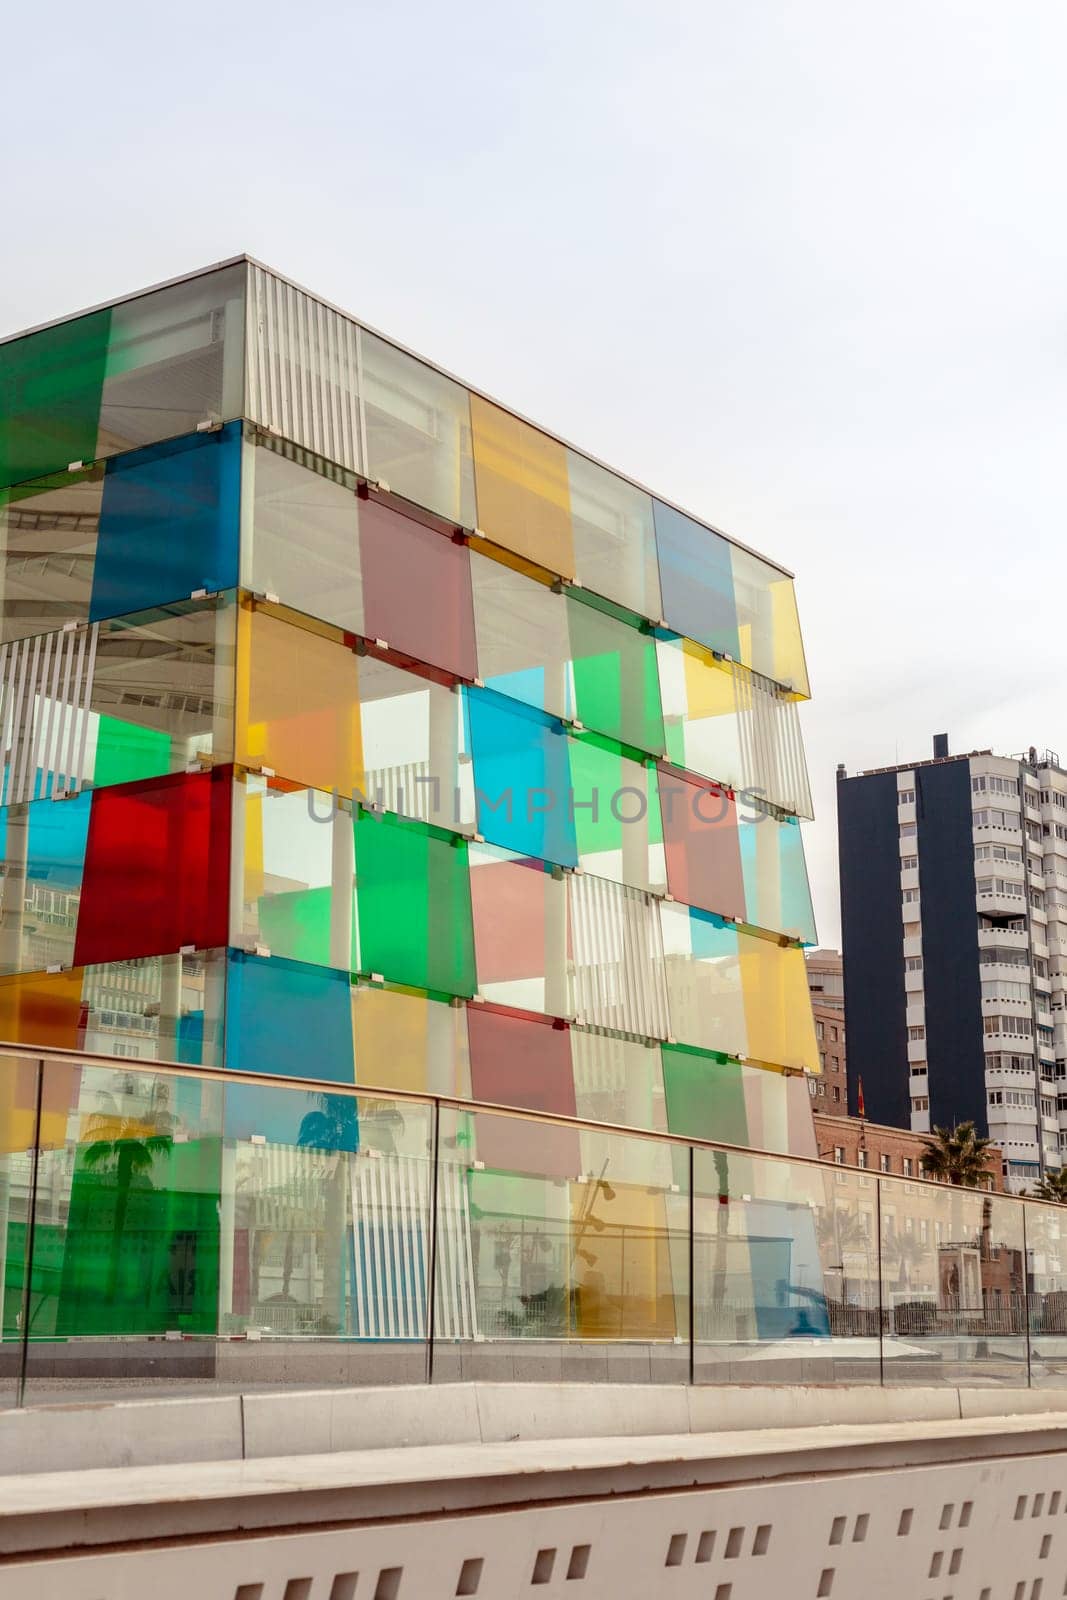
[[0, 791, 90, 974], [360, 655, 471, 831], [238, 780, 353, 971], [354, 808, 476, 997], [879, 1179, 1026, 1385], [662, 1042, 748, 1145], [1021, 1204, 1067, 1389], [730, 542, 810, 697], [740, 933, 819, 1072], [660, 903, 747, 1057], [79, 949, 224, 1067], [361, 330, 475, 526], [470, 552, 570, 719], [739, 805, 817, 944], [465, 686, 577, 867], [469, 395, 575, 577], [566, 590, 664, 755], [568, 449, 660, 620], [351, 982, 470, 1097], [658, 766, 745, 921], [693, 1149, 881, 1384], [89, 426, 241, 621], [0, 969, 85, 1050], [0, 466, 103, 642], [0, 1053, 39, 1403], [570, 735, 664, 892], [225, 949, 354, 1081], [237, 604, 363, 797], [572, 1028, 667, 1139], [359, 496, 476, 680], [1, 306, 111, 489], [243, 434, 364, 636], [469, 843, 568, 1015], [73, 767, 231, 966], [653, 501, 739, 660], [433, 1104, 688, 1381], [468, 1004, 575, 1121]]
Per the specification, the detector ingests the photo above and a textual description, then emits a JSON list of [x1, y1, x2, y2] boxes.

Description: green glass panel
[[355, 808, 475, 996], [568, 731, 664, 892], [93, 715, 172, 788], [0, 308, 111, 490], [258, 884, 336, 968], [662, 1041, 748, 1145], [567, 591, 664, 756]]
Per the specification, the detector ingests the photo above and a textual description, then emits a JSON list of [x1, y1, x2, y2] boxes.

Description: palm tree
[[81, 1116, 174, 1301], [297, 1094, 360, 1334], [1032, 1170, 1067, 1204], [921, 1122, 995, 1189]]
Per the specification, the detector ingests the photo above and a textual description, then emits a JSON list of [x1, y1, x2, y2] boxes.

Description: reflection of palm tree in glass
[[816, 1206, 869, 1309], [81, 1116, 174, 1302], [297, 1095, 361, 1335]]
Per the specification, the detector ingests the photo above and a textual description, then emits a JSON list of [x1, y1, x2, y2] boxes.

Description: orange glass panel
[[237, 604, 364, 795], [469, 395, 574, 578], [0, 967, 84, 1053]]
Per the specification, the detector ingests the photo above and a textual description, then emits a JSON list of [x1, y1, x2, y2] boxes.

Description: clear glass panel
[[225, 949, 355, 1081], [0, 1053, 38, 1404], [354, 809, 476, 998], [351, 982, 470, 1097], [567, 591, 664, 755], [465, 686, 577, 868], [0, 465, 104, 642], [237, 602, 364, 797], [236, 779, 354, 973], [658, 766, 745, 920], [219, 1082, 432, 1384], [74, 768, 231, 967], [879, 1177, 1027, 1385], [470, 552, 570, 720], [242, 433, 364, 636], [91, 595, 236, 788], [467, 1003, 576, 1118], [89, 425, 241, 620], [658, 635, 744, 787], [693, 1148, 881, 1383], [97, 265, 246, 456], [469, 842, 569, 1015], [469, 395, 575, 578], [0, 791, 90, 974], [433, 1105, 689, 1382], [360, 494, 476, 680], [570, 736, 664, 893], [572, 1028, 668, 1139], [659, 903, 747, 1057], [81, 948, 225, 1067], [568, 873, 671, 1039], [568, 449, 660, 620], [730, 543, 810, 697], [1022, 1202, 1067, 1388], [23, 1057, 225, 1402], [360, 655, 472, 831], [361, 330, 475, 527]]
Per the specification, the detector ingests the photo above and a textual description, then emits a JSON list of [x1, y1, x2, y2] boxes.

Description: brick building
[[806, 948, 848, 1117], [813, 1110, 1004, 1191]]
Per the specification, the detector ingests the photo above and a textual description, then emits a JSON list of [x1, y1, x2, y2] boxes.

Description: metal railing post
[[425, 1097, 441, 1386], [15, 1060, 45, 1409], [688, 1144, 695, 1388], [876, 1176, 885, 1388], [1022, 1201, 1033, 1390]]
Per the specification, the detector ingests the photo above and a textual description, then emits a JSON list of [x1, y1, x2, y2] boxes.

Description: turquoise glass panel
[[90, 424, 240, 620], [465, 686, 577, 867], [224, 949, 355, 1081], [653, 500, 739, 656], [738, 807, 817, 943], [224, 1078, 360, 1152]]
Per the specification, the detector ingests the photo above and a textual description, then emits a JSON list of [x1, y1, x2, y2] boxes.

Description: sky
[[3, 0, 1065, 946]]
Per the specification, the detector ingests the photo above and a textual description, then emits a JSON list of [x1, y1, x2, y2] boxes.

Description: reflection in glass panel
[[433, 1106, 688, 1381], [97, 264, 246, 457], [225, 949, 354, 1081], [879, 1178, 1026, 1386], [0, 791, 90, 974], [0, 308, 111, 491], [219, 1085, 432, 1371], [470, 552, 570, 720], [352, 982, 470, 1097], [568, 449, 660, 621], [81, 948, 225, 1068], [693, 1149, 881, 1384], [359, 655, 472, 831], [361, 330, 476, 526], [354, 809, 476, 998], [570, 736, 664, 893], [0, 1054, 40, 1403], [0, 466, 103, 641], [730, 543, 810, 697], [1022, 1203, 1067, 1389], [469, 395, 575, 578], [237, 603, 363, 798], [237, 779, 354, 972], [567, 591, 664, 756], [659, 903, 747, 1057], [572, 1027, 668, 1139], [469, 843, 568, 1015], [243, 434, 364, 636]]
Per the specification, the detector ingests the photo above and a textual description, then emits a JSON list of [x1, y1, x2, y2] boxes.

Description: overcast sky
[[4, 0, 1065, 946]]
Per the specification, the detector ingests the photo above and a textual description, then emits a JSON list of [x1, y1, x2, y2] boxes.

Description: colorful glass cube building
[[0, 258, 821, 1373]]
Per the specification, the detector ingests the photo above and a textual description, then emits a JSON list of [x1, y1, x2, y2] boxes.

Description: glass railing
[[2, 1044, 1067, 1406]]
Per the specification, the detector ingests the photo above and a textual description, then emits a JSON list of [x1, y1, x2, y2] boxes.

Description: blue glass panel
[[653, 501, 739, 656], [0, 790, 92, 887], [738, 809, 817, 943], [464, 686, 577, 867], [90, 424, 240, 620], [224, 1078, 360, 1152], [779, 815, 817, 945], [224, 949, 354, 1082], [688, 906, 738, 960]]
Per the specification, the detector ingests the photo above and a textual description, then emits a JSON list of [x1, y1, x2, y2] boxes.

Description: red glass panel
[[658, 765, 745, 921], [74, 768, 232, 965], [359, 497, 477, 679], [467, 1004, 579, 1179]]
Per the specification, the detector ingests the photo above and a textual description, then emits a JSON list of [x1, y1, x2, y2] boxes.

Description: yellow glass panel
[[351, 983, 469, 1097], [739, 934, 819, 1072], [469, 394, 575, 578], [569, 1179, 681, 1339], [0, 968, 84, 1055], [771, 577, 809, 697], [244, 786, 265, 902], [681, 640, 735, 720], [237, 605, 364, 795]]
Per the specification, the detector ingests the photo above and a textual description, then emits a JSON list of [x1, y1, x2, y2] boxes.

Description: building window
[[910, 1062, 928, 1076], [908, 1025, 926, 1041], [857, 1149, 869, 1168], [901, 854, 918, 869], [833, 1085, 841, 1102], [830, 1025, 839, 1042], [905, 956, 923, 971], [808, 1077, 817, 1096], [898, 789, 915, 805], [880, 1153, 891, 1173], [903, 1157, 914, 1175], [900, 822, 917, 838], [902, 888, 920, 903], [833, 1147, 844, 1164], [819, 1050, 827, 1069], [816, 1020, 824, 1041]]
